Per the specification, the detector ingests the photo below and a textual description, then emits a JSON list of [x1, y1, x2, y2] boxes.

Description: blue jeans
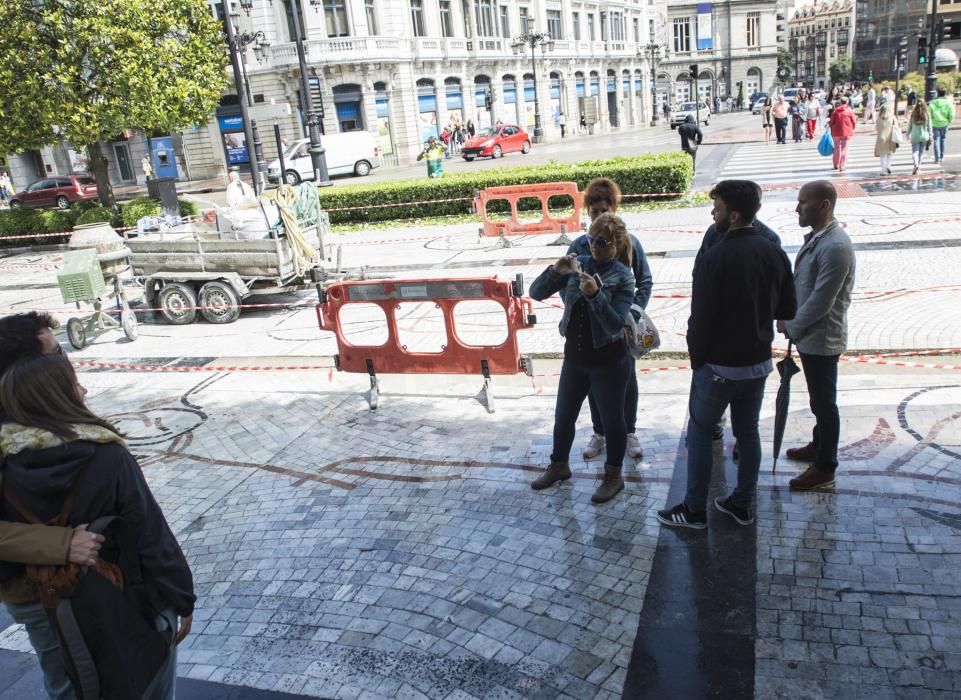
[[684, 365, 767, 512], [552, 354, 632, 467], [933, 125, 948, 161], [912, 141, 926, 168], [3, 601, 76, 700]]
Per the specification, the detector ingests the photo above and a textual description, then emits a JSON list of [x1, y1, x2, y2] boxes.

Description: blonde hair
[[589, 213, 632, 269], [911, 99, 929, 125]]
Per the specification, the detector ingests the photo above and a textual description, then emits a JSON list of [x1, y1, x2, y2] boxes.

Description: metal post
[[926, 0, 940, 101], [289, 0, 332, 186], [531, 42, 542, 142], [273, 121, 287, 184], [223, 14, 262, 194]]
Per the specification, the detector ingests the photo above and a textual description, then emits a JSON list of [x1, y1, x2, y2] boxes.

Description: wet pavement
[[1, 187, 960, 699]]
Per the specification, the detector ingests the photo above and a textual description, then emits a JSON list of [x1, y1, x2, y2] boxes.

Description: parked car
[[781, 88, 802, 103], [461, 124, 531, 161], [749, 92, 768, 113], [266, 132, 381, 184], [670, 102, 711, 128], [8, 175, 98, 210]]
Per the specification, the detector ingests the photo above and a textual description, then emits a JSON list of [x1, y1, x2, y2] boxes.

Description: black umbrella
[[772, 342, 801, 473]]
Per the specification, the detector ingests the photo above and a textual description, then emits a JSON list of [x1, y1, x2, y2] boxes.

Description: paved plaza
[[1, 185, 960, 698]]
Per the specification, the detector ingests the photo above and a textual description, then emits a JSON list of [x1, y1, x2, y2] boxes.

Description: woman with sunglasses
[[528, 213, 636, 504]]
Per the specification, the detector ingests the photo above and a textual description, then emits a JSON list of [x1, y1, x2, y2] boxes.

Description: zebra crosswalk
[[715, 129, 939, 185]]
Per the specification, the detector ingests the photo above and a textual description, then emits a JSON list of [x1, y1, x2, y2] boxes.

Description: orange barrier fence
[[316, 275, 536, 411], [473, 182, 583, 247]]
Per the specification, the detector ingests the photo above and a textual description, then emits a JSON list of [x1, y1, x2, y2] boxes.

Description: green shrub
[[120, 195, 161, 227], [74, 205, 115, 226], [178, 198, 198, 218], [38, 209, 75, 234], [316, 153, 693, 224], [0, 208, 60, 248]]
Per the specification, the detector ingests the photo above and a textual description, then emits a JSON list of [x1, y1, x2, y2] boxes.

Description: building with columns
[[3, 0, 666, 188], [788, 0, 854, 89], [654, 0, 778, 109]]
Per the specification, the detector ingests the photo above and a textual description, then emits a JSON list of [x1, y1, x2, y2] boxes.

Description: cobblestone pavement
[[1, 191, 960, 698]]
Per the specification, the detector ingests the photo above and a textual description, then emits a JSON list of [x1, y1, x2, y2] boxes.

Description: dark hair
[[0, 312, 58, 376], [938, 87, 947, 97], [583, 177, 622, 212], [0, 354, 118, 442], [708, 180, 762, 225], [588, 213, 632, 269]]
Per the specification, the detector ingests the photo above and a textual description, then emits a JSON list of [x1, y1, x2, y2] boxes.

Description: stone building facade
[[653, 0, 778, 109], [788, 0, 854, 89]]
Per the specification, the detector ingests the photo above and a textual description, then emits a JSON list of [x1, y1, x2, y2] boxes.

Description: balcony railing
[[414, 37, 444, 60], [269, 36, 411, 67]]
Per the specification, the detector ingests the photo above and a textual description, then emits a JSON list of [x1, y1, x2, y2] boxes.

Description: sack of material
[[625, 304, 661, 359], [817, 130, 835, 157]]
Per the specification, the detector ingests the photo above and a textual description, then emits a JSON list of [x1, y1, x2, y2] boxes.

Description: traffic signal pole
[[690, 63, 699, 126], [926, 0, 940, 101]]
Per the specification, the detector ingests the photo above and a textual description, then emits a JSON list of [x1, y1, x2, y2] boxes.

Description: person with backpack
[[908, 98, 933, 175], [0, 353, 195, 700], [677, 114, 703, 172]]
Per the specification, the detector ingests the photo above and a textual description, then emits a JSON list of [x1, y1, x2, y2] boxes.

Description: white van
[[266, 132, 380, 184]]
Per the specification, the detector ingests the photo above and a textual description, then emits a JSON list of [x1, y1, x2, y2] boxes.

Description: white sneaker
[[582, 434, 606, 459], [626, 433, 644, 460]]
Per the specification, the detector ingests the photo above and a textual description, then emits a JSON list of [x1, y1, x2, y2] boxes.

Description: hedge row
[[316, 153, 694, 224], [0, 196, 199, 248]]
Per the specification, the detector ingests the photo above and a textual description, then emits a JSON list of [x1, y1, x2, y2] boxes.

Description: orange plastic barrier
[[316, 276, 536, 410], [473, 182, 583, 241]]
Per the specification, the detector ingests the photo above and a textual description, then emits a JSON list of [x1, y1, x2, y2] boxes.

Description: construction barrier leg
[[548, 223, 574, 247], [366, 359, 380, 410], [478, 359, 495, 414]]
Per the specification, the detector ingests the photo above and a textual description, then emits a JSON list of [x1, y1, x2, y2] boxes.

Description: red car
[[9, 175, 99, 210], [462, 124, 532, 161]]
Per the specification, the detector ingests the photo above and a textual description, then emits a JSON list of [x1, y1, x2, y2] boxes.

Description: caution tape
[[841, 355, 961, 370], [73, 360, 332, 373]]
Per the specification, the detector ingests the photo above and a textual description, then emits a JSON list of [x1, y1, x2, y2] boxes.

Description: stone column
[[595, 70, 608, 131], [392, 65, 424, 164], [361, 72, 378, 135], [614, 70, 624, 129]]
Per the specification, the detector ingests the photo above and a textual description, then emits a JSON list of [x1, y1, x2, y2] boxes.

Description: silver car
[[670, 101, 711, 128]]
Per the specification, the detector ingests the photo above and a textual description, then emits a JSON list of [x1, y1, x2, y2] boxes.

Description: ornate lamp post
[[511, 18, 554, 143], [224, 12, 266, 193], [643, 42, 661, 127], [815, 30, 827, 88], [238, 0, 331, 186]]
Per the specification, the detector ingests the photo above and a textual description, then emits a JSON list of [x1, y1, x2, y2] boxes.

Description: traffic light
[[918, 36, 928, 65], [689, 64, 699, 80], [308, 77, 325, 119]]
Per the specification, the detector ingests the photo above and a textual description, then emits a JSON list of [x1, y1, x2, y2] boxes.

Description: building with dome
[[787, 0, 855, 89]]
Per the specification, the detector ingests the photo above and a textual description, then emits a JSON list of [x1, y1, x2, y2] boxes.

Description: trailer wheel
[[158, 283, 198, 325], [199, 281, 241, 324], [67, 318, 87, 349]]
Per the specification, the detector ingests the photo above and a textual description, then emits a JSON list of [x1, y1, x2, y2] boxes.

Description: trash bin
[[146, 177, 179, 218]]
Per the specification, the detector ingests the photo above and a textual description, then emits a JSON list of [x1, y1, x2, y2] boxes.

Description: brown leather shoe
[[785, 443, 817, 462], [591, 464, 625, 504], [531, 461, 572, 490], [789, 466, 836, 491]]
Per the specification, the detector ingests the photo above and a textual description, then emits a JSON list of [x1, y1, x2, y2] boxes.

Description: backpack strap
[[55, 598, 102, 700]]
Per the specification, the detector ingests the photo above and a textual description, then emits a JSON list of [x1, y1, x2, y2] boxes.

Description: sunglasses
[[586, 235, 611, 250]]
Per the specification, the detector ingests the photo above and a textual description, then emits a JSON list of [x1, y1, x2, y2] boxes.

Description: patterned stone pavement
[[1, 191, 960, 699]]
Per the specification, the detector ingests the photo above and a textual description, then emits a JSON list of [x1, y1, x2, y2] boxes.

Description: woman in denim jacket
[[527, 213, 636, 504]]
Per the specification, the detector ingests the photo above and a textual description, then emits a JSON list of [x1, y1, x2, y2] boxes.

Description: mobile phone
[[592, 273, 603, 289]]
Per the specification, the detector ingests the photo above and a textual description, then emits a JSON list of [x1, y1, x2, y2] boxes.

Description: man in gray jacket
[[778, 181, 856, 490]]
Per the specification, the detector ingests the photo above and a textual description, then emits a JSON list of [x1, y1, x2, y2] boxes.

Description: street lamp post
[[239, 0, 331, 186], [223, 13, 265, 194], [228, 21, 271, 194], [511, 18, 554, 143], [643, 42, 661, 127]]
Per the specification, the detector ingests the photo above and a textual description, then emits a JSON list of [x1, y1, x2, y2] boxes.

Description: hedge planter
[[316, 153, 694, 224]]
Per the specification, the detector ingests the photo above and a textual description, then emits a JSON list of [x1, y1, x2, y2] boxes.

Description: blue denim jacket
[[565, 234, 653, 309], [528, 255, 635, 348]]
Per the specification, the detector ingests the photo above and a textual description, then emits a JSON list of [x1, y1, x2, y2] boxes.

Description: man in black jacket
[[677, 114, 703, 172], [659, 180, 796, 529]]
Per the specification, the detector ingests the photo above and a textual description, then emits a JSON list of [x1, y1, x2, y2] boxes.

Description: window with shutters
[[746, 12, 759, 47]]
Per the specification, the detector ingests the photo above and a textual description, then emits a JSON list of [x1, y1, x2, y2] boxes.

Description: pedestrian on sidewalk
[[929, 87, 956, 164], [805, 94, 821, 140], [773, 95, 789, 144], [778, 180, 855, 492], [528, 213, 637, 505], [0, 352, 196, 700], [658, 180, 796, 529], [828, 97, 857, 171], [907, 88, 917, 110], [908, 98, 932, 175], [416, 136, 446, 178], [791, 99, 804, 142], [864, 85, 876, 124], [761, 96, 774, 145], [566, 178, 653, 466], [559, 111, 567, 138], [874, 102, 898, 176], [580, 114, 588, 133], [466, 120, 475, 138], [0, 173, 10, 207], [678, 114, 703, 172]]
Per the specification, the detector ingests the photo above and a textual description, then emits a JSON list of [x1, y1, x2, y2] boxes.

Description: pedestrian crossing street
[[716, 129, 941, 184]]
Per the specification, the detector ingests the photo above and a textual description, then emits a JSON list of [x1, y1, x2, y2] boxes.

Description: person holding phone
[[527, 214, 636, 504]]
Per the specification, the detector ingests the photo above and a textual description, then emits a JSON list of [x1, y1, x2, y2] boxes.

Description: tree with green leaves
[[0, 0, 227, 207], [777, 47, 793, 85], [829, 56, 852, 88]]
